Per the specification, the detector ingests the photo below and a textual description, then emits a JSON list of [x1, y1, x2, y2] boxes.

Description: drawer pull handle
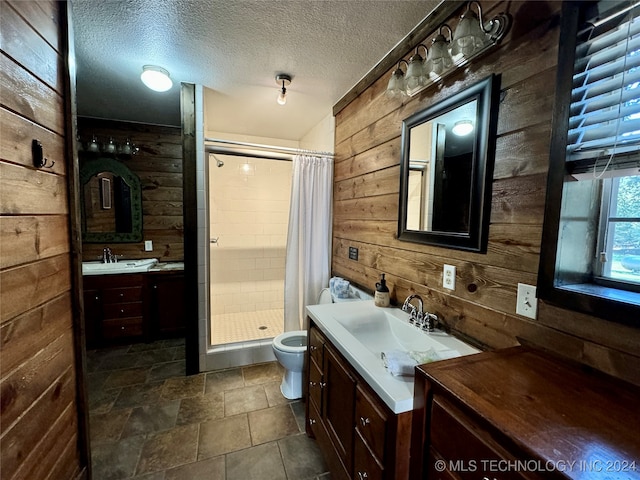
[[357, 472, 368, 480], [121, 326, 125, 330], [309, 418, 316, 425], [309, 381, 317, 388], [120, 309, 125, 314], [119, 293, 124, 297], [309, 345, 317, 351], [95, 296, 99, 300], [360, 416, 370, 427], [319, 382, 326, 389]]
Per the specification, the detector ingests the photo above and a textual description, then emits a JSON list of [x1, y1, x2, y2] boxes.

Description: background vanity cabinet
[[83, 274, 146, 347], [83, 270, 185, 347], [147, 272, 186, 338], [411, 347, 640, 480], [306, 321, 413, 480]]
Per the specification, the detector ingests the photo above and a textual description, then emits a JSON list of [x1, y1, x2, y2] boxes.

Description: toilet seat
[[273, 330, 307, 353]]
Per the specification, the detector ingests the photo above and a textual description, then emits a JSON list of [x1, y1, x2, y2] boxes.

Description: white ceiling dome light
[[140, 65, 173, 92]]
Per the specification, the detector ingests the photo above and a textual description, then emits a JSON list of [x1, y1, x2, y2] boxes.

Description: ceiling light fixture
[[452, 120, 474, 136], [386, 1, 510, 99], [140, 65, 173, 92], [276, 74, 291, 105]]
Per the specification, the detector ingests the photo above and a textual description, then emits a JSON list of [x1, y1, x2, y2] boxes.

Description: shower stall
[[208, 153, 292, 347]]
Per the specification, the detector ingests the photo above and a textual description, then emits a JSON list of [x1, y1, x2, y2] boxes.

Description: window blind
[[567, 1, 640, 172]]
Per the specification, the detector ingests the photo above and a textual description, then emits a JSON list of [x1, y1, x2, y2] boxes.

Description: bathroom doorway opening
[[208, 154, 292, 348]]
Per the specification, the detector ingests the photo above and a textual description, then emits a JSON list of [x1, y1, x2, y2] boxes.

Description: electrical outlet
[[144, 240, 153, 252], [516, 283, 538, 319], [443, 264, 456, 290]]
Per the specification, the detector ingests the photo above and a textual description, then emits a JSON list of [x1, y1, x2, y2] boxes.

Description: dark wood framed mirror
[[80, 157, 143, 243], [398, 74, 499, 252]]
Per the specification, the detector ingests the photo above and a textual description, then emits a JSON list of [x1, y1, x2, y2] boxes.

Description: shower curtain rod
[[205, 137, 334, 159]]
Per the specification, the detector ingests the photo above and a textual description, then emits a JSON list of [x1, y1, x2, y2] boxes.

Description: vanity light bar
[[386, 1, 511, 99]]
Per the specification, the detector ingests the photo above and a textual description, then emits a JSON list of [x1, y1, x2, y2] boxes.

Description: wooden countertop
[[417, 347, 640, 479]]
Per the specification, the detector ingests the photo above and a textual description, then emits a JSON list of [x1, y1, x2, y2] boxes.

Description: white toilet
[[272, 288, 333, 399]]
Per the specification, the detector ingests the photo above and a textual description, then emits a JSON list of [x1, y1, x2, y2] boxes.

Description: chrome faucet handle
[[406, 305, 418, 323], [422, 313, 438, 332]]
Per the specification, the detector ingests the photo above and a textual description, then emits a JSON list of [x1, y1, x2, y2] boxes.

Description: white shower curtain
[[284, 153, 333, 331]]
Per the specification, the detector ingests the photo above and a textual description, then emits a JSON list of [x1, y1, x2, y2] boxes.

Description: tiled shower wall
[[209, 155, 292, 315]]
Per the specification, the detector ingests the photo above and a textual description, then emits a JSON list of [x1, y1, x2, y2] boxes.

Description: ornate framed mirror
[[80, 157, 143, 243]]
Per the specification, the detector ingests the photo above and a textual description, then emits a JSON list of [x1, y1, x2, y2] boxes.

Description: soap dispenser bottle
[[374, 273, 390, 307]]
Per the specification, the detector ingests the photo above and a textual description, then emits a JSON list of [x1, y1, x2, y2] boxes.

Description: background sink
[[82, 258, 158, 275]]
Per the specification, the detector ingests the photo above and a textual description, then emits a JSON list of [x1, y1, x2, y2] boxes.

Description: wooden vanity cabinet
[[411, 347, 640, 480], [147, 272, 186, 338], [83, 274, 147, 347], [306, 321, 413, 480], [83, 270, 185, 347], [324, 343, 357, 473]]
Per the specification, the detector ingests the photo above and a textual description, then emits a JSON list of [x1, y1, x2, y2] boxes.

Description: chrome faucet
[[402, 294, 424, 325], [102, 247, 115, 263], [402, 294, 438, 332]]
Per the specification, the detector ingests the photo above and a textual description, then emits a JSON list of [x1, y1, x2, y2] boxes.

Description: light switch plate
[[144, 240, 153, 252], [516, 283, 538, 319], [443, 264, 456, 290]]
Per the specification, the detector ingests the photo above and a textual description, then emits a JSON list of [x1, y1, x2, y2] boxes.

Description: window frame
[[595, 176, 640, 285], [538, 1, 640, 327]]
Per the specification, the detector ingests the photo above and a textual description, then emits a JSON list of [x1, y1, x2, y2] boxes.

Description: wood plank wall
[[332, 0, 640, 386], [77, 117, 184, 262], [0, 1, 86, 479]]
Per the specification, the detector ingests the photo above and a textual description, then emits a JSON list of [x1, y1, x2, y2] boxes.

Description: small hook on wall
[[32, 139, 55, 168]]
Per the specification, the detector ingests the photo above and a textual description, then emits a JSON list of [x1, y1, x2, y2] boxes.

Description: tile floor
[[86, 338, 329, 480]]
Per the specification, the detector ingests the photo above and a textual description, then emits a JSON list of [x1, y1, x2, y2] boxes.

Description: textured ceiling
[[72, 0, 442, 141]]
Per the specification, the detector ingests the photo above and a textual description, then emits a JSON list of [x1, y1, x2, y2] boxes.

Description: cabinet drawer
[[426, 449, 458, 480], [355, 384, 387, 462], [308, 396, 323, 440], [309, 326, 325, 368], [354, 430, 384, 480], [308, 357, 324, 413], [102, 286, 143, 304], [430, 396, 527, 480], [104, 302, 143, 319], [102, 317, 143, 339]]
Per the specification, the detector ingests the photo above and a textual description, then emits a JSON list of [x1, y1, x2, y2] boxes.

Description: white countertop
[[306, 300, 480, 413]]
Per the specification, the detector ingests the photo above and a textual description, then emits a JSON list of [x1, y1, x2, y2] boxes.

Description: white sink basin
[[333, 307, 474, 357], [82, 258, 158, 275], [306, 300, 480, 413]]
